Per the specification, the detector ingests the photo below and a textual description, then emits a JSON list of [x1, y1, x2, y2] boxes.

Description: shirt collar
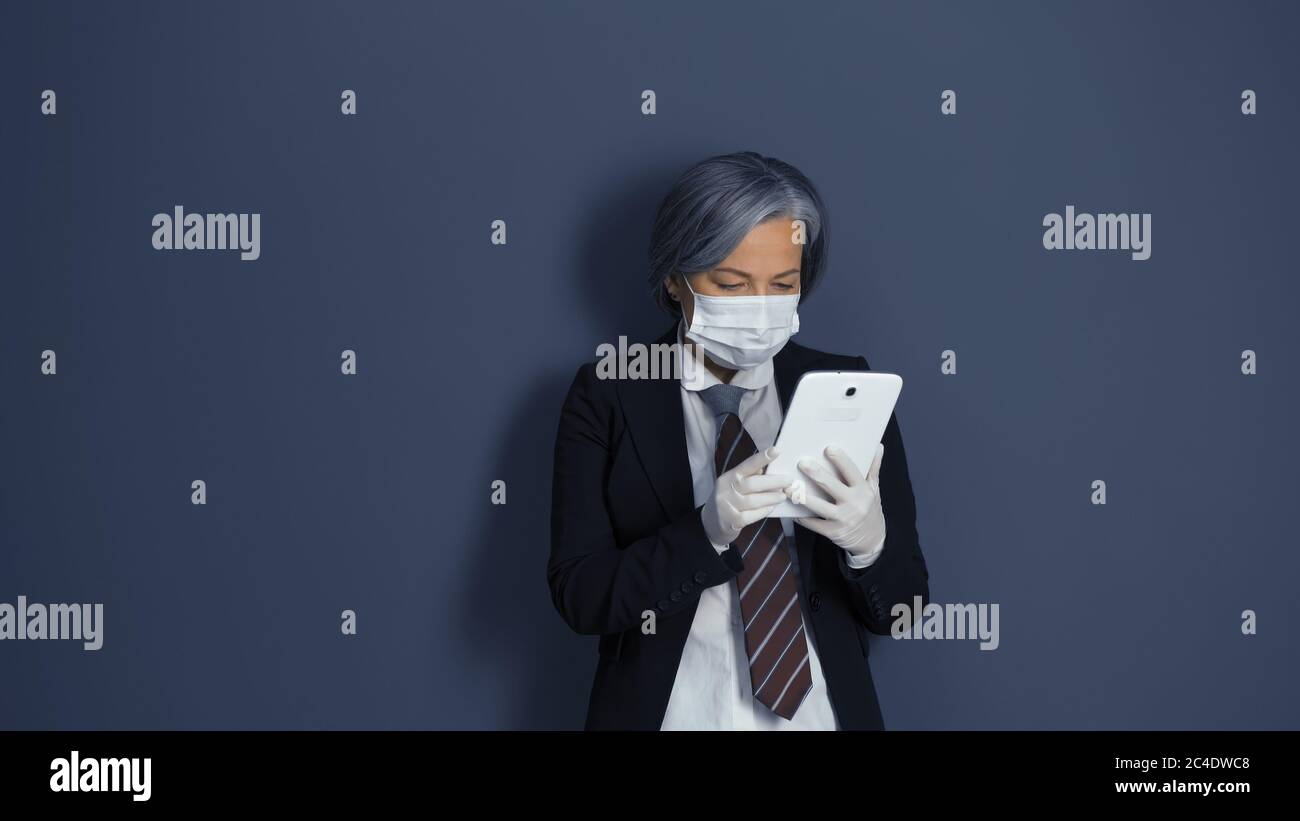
[[676, 320, 774, 392]]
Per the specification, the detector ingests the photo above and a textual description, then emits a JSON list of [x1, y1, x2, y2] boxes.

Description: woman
[[549, 151, 929, 730]]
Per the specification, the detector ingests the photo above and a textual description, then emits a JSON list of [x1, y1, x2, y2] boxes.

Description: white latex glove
[[794, 443, 886, 564], [700, 447, 793, 548]]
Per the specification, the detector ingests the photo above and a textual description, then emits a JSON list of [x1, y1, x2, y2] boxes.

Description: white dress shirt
[[659, 323, 881, 731]]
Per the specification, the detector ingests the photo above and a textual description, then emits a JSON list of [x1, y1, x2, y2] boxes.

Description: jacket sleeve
[[836, 356, 931, 635], [548, 363, 743, 636]]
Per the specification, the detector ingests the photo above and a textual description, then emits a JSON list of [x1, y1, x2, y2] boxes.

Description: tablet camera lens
[[845, 387, 857, 397]]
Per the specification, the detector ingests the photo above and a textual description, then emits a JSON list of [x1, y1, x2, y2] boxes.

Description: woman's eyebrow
[[713, 267, 801, 277]]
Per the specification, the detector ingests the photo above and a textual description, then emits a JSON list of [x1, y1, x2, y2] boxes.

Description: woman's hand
[[794, 444, 886, 562], [700, 447, 793, 548]]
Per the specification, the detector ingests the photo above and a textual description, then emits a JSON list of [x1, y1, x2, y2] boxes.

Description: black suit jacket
[[548, 327, 930, 730]]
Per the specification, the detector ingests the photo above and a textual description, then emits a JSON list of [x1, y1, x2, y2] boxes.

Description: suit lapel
[[615, 327, 696, 520], [772, 343, 809, 416], [616, 331, 823, 586]]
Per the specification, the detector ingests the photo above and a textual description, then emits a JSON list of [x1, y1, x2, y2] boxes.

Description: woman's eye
[[772, 282, 795, 290], [715, 283, 744, 291]]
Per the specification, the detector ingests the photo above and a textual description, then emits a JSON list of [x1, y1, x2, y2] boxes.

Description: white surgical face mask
[[682, 276, 800, 370]]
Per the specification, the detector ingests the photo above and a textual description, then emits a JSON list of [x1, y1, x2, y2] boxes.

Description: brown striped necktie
[[700, 384, 812, 720]]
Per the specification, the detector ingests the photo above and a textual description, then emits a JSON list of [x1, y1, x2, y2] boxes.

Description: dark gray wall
[[1, 0, 1296, 729]]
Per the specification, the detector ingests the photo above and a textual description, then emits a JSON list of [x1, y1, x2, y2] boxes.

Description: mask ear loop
[[680, 273, 698, 299], [679, 274, 702, 332], [675, 274, 707, 372]]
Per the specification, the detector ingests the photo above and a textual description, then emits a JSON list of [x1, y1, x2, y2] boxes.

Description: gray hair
[[648, 150, 830, 315]]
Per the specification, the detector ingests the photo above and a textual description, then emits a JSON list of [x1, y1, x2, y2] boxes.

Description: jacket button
[[670, 591, 682, 602], [694, 571, 708, 584], [657, 599, 671, 611], [868, 584, 879, 596], [680, 582, 693, 593], [809, 592, 822, 612]]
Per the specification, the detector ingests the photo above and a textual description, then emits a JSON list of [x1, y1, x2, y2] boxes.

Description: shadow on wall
[[575, 151, 704, 346], [455, 156, 697, 729]]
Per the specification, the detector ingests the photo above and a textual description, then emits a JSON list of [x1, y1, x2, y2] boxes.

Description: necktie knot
[[699, 383, 745, 420]]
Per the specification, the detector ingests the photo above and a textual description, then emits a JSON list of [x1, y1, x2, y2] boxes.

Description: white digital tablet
[[767, 370, 902, 518]]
